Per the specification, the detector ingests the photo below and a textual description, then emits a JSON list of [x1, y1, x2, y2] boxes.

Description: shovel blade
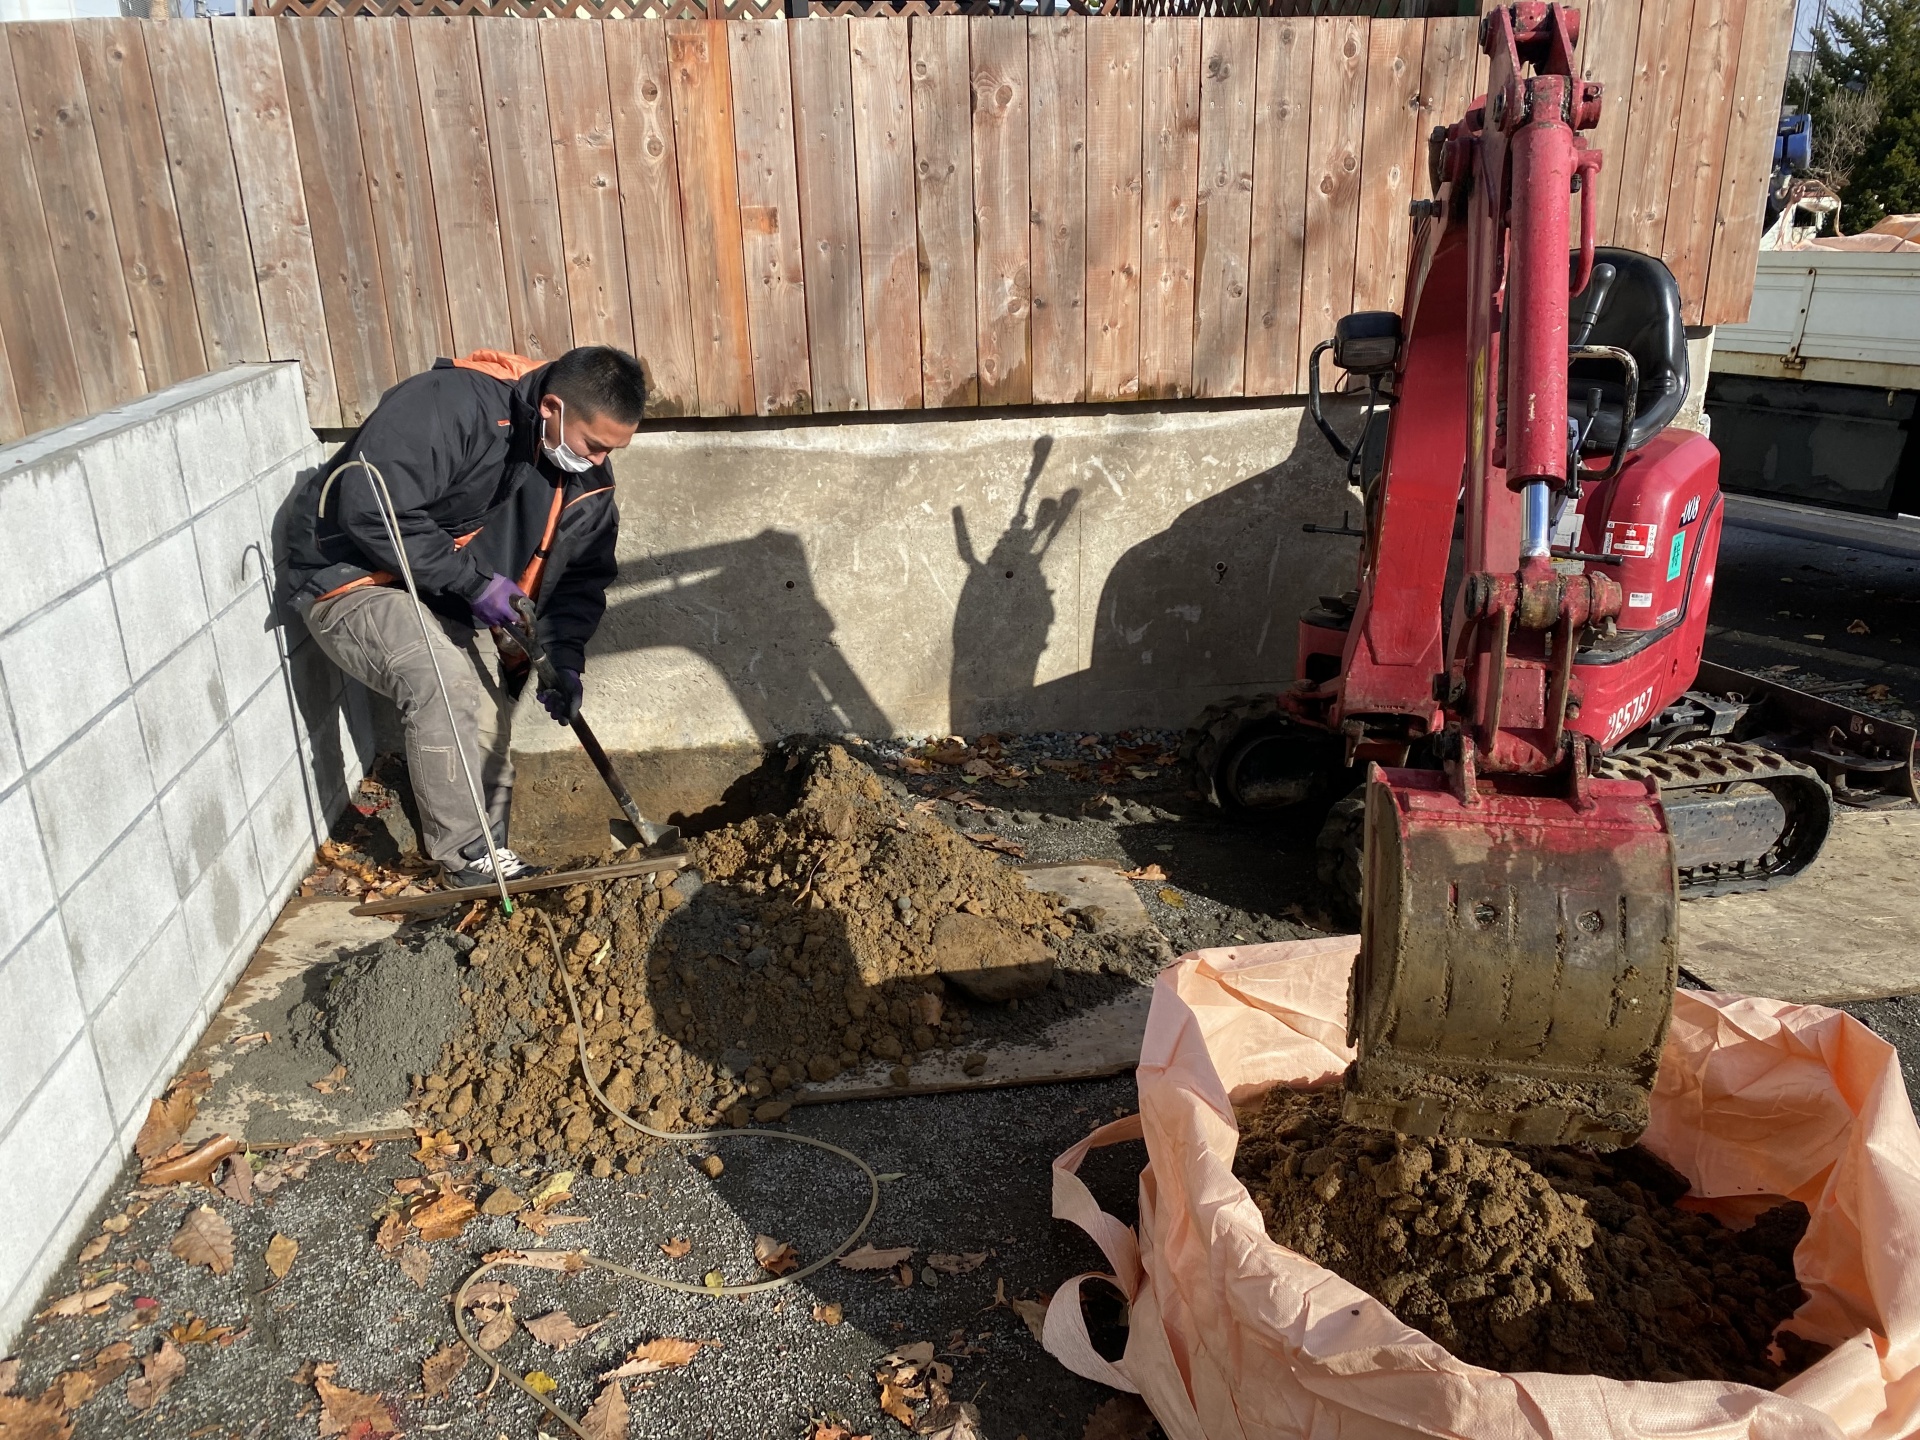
[[1344, 766, 1678, 1149]]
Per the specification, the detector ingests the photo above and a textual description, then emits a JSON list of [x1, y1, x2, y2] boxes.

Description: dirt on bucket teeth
[[414, 744, 1147, 1173], [1233, 1088, 1827, 1387]]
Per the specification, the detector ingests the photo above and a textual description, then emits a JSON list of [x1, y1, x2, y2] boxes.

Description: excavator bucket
[[1343, 766, 1678, 1149]]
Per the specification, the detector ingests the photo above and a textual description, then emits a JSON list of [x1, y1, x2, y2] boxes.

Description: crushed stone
[[1233, 1088, 1825, 1387], [415, 745, 1162, 1171]]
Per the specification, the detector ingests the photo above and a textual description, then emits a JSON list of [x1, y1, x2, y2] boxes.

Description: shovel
[[499, 596, 682, 854]]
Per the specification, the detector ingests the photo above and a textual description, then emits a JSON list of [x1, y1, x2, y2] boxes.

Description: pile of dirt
[[316, 931, 470, 1103], [414, 745, 1143, 1173], [1233, 1088, 1824, 1387]]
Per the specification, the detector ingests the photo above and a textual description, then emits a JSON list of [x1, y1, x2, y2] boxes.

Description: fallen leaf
[[133, 1077, 206, 1161], [878, 1381, 917, 1426], [754, 1234, 799, 1276], [372, 1211, 408, 1254], [476, 1307, 515, 1352], [310, 1363, 397, 1437], [604, 1337, 707, 1378], [170, 1208, 234, 1276], [421, 1343, 467, 1399], [125, 1340, 185, 1412], [524, 1370, 559, 1397], [838, 1244, 914, 1271], [580, 1380, 629, 1439], [812, 1302, 843, 1326], [481, 1247, 587, 1272], [0, 1390, 72, 1439], [1010, 1296, 1049, 1343], [76, 1235, 110, 1265], [529, 1171, 575, 1211], [1850, 619, 1872, 635], [1155, 887, 1186, 909], [218, 1152, 254, 1208], [412, 1129, 462, 1166], [895, 1262, 914, 1288], [1867, 683, 1894, 699], [167, 1313, 239, 1346], [880, 1341, 935, 1372], [100, 1213, 132, 1235], [523, 1310, 610, 1351], [659, 1236, 692, 1258], [1082, 1395, 1158, 1440], [409, 1190, 477, 1243], [702, 1270, 725, 1291], [462, 1280, 519, 1309], [804, 1423, 872, 1440], [140, 1135, 240, 1189], [1120, 864, 1167, 882], [310, 1065, 348, 1095], [36, 1282, 124, 1320], [926, 1252, 988, 1275], [518, 1209, 591, 1238], [265, 1233, 299, 1279], [398, 1245, 432, 1289], [335, 1140, 377, 1164], [921, 1400, 988, 1439]]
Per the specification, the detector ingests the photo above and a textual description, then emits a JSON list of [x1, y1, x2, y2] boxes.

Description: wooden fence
[[0, 5, 1793, 439]]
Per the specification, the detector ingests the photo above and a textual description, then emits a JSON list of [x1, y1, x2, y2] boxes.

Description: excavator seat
[[1569, 247, 1690, 454]]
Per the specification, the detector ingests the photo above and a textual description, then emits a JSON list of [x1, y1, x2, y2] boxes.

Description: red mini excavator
[[1189, 3, 1915, 1149]]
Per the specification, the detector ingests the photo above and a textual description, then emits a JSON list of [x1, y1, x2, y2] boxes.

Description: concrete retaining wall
[[521, 398, 1358, 758], [0, 364, 360, 1348]]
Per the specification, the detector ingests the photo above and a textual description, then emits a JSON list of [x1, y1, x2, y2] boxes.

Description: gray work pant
[[305, 586, 515, 871]]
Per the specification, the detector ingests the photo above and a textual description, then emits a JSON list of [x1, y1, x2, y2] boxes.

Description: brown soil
[[412, 745, 1132, 1174], [1233, 1088, 1825, 1387]]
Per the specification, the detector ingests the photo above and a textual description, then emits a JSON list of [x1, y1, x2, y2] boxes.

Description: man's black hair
[[546, 346, 648, 425]]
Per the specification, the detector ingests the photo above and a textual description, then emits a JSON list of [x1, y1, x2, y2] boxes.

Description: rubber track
[[1599, 741, 1835, 898]]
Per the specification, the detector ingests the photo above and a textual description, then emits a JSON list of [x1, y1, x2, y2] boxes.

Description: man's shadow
[[950, 437, 1081, 735]]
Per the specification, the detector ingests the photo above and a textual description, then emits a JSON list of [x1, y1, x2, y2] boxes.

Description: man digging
[[287, 346, 647, 890]]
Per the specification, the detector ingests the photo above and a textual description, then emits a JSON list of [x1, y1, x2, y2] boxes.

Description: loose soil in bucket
[[1233, 1088, 1827, 1387], [412, 744, 1164, 1174]]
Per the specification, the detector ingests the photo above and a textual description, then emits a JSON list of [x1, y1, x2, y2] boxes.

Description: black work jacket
[[285, 360, 619, 674]]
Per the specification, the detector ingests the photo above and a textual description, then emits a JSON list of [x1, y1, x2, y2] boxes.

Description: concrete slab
[[1682, 805, 1920, 1003]]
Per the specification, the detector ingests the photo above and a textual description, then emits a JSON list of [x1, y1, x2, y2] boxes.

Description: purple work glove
[[471, 572, 528, 630], [539, 668, 583, 726]]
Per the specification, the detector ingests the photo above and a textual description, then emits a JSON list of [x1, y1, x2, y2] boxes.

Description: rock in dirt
[[929, 913, 1053, 1002], [412, 744, 1109, 1166], [310, 930, 469, 1107], [1234, 1089, 1827, 1387]]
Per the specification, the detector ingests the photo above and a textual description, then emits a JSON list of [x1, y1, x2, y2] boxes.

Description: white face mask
[[542, 398, 595, 474]]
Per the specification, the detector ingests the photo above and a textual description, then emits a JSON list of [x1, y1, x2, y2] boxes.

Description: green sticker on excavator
[[1667, 531, 1685, 581]]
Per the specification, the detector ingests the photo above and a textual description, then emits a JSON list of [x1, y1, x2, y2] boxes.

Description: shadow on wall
[[598, 530, 892, 740]]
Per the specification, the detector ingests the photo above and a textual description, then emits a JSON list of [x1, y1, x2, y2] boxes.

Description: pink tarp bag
[[1043, 938, 1920, 1440]]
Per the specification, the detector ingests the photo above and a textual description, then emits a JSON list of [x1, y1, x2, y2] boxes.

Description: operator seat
[[1568, 246, 1690, 455]]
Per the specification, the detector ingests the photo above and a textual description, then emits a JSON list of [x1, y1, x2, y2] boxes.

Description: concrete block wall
[[0, 364, 368, 1347]]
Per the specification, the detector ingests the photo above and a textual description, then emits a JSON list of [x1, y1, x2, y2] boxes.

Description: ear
[[538, 393, 563, 421]]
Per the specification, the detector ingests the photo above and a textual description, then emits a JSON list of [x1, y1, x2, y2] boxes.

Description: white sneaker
[[446, 845, 540, 890]]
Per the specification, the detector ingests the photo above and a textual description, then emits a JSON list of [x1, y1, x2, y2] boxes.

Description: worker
[[285, 346, 646, 890]]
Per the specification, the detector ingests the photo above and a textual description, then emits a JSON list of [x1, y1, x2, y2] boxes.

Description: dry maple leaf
[[264, 1234, 299, 1280], [36, 1282, 125, 1320], [604, 1336, 706, 1378], [838, 1243, 914, 1271], [126, 1340, 185, 1412], [421, 1343, 467, 1400], [1010, 1296, 1049, 1344], [877, 1381, 918, 1428], [659, 1236, 692, 1259], [754, 1234, 799, 1276], [311, 1363, 397, 1438], [579, 1379, 629, 1439], [397, 1245, 432, 1289], [926, 1252, 988, 1276], [170, 1208, 234, 1276], [522, 1310, 609, 1351], [1082, 1395, 1158, 1440], [0, 1390, 72, 1440]]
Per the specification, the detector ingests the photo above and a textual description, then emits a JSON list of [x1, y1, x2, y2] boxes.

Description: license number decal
[[1604, 521, 1658, 558]]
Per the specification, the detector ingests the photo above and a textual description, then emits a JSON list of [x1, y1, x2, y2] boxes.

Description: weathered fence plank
[[730, 19, 811, 415], [1574, 0, 1640, 242], [344, 20, 452, 384], [541, 21, 636, 356], [972, 17, 1030, 406], [1084, 15, 1142, 403], [1702, 0, 1795, 326], [603, 20, 698, 415], [280, 17, 397, 425], [1352, 19, 1425, 316], [849, 15, 921, 411], [1191, 16, 1256, 399], [475, 21, 573, 361], [790, 16, 869, 412], [411, 19, 512, 360], [667, 19, 754, 416], [911, 16, 977, 408], [11, 24, 147, 414], [1613, 0, 1696, 259], [1138, 16, 1199, 400], [213, 19, 340, 427], [72, 21, 204, 394], [0, 35, 83, 436], [1244, 15, 1313, 396], [1661, 0, 1742, 326], [1027, 15, 1086, 406], [1299, 15, 1367, 390]]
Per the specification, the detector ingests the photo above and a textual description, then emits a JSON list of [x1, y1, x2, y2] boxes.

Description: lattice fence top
[[247, 0, 1477, 17]]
